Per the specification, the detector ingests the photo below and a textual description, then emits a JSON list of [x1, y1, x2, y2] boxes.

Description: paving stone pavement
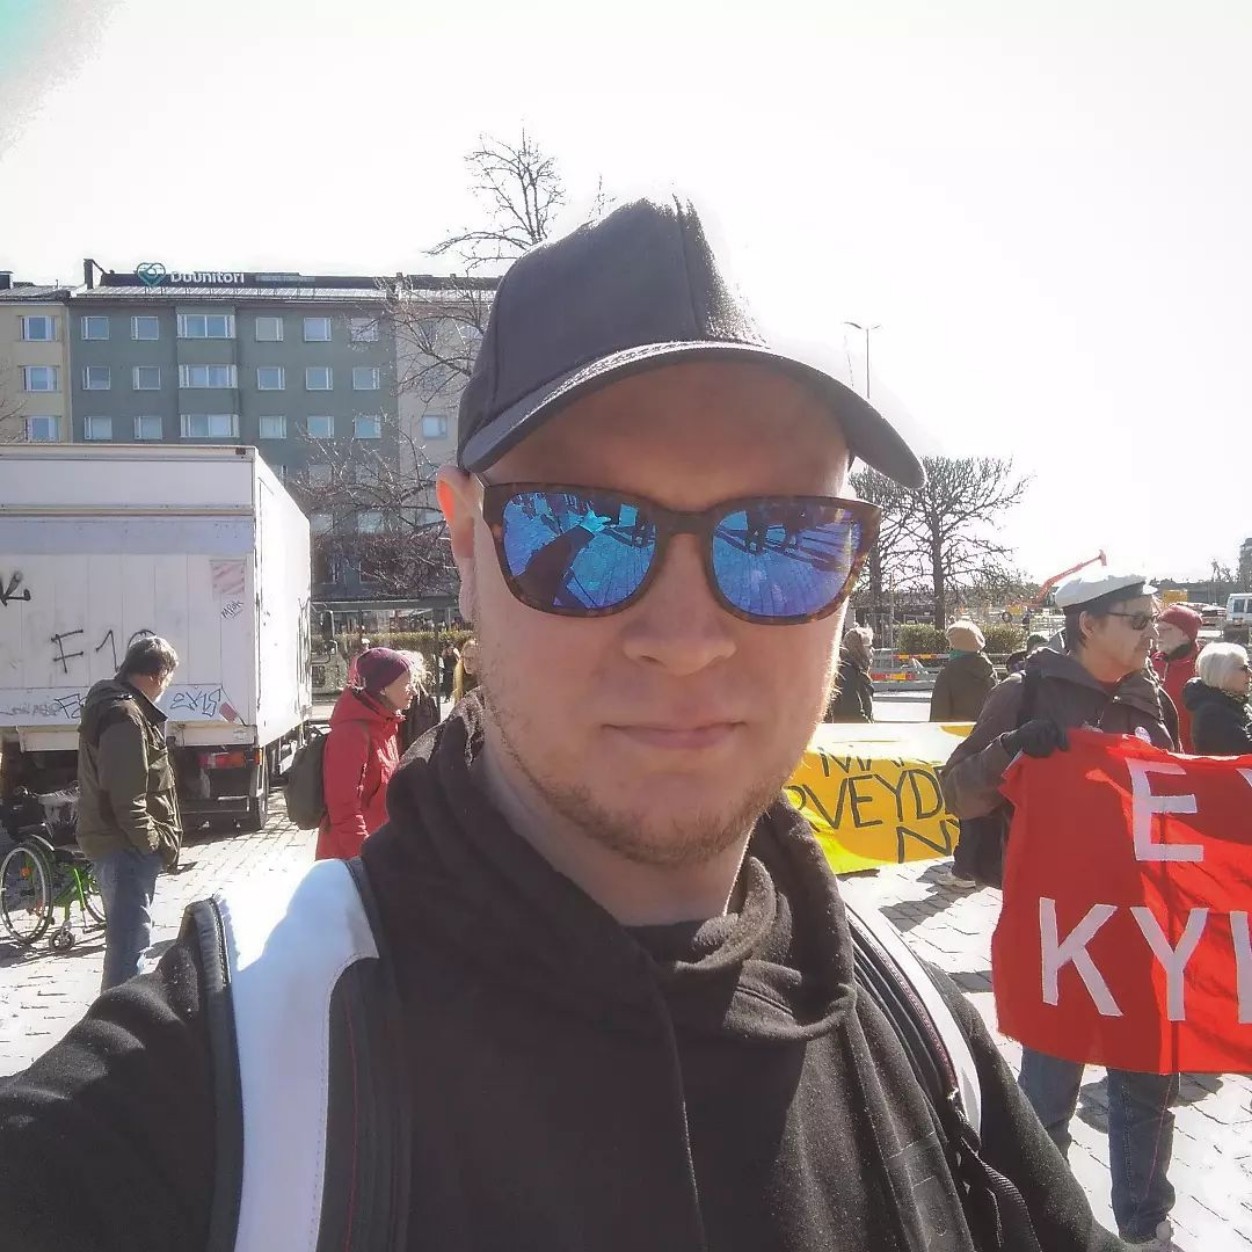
[[2, 812, 1248, 1246]]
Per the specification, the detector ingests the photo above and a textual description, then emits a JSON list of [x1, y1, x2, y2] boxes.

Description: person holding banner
[[942, 569, 1183, 1249]]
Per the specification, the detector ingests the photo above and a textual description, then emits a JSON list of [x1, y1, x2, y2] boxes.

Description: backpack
[[283, 729, 328, 829], [188, 860, 1043, 1252]]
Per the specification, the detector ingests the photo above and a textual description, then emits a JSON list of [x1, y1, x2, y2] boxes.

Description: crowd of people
[[3, 195, 1249, 1252]]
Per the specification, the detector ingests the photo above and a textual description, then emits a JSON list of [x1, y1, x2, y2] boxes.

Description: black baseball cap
[[456, 196, 925, 489]]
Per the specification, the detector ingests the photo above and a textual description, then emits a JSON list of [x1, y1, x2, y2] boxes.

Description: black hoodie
[[0, 698, 1125, 1252]]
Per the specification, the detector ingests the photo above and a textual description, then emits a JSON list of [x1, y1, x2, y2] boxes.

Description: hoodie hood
[[80, 676, 165, 735], [362, 693, 855, 1042], [330, 686, 399, 730], [1025, 645, 1166, 720]]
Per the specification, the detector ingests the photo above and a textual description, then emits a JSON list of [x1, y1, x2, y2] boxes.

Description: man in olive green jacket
[[77, 635, 183, 992]]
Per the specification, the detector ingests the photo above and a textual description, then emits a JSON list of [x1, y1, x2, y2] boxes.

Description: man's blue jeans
[[1019, 1046, 1178, 1242], [92, 846, 162, 994]]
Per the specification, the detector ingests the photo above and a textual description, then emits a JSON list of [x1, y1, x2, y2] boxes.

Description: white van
[[1225, 593, 1252, 640]]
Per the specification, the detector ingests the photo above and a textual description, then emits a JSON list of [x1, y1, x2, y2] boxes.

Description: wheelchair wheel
[[1, 843, 53, 946]]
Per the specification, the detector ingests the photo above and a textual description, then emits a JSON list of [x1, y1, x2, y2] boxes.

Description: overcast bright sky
[[1, 0, 1247, 586]]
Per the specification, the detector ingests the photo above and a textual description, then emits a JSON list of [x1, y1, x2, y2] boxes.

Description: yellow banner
[[786, 722, 973, 873]]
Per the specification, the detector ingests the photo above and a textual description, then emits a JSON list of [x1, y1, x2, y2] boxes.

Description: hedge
[[896, 625, 947, 655]]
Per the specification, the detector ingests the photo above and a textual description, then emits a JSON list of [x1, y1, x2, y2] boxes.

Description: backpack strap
[[847, 902, 1043, 1251], [188, 858, 407, 1252]]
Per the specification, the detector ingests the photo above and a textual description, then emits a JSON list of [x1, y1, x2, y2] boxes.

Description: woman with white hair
[[1183, 641, 1252, 755], [824, 625, 875, 723], [398, 650, 442, 755]]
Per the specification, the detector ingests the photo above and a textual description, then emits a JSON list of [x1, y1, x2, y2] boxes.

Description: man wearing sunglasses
[[942, 570, 1182, 1250], [0, 199, 1124, 1252]]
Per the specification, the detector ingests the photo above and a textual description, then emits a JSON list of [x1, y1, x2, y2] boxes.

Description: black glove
[[1002, 718, 1069, 759]]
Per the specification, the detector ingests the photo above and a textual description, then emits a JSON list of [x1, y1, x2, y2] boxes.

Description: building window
[[134, 415, 163, 441], [180, 413, 240, 439], [353, 415, 382, 439], [305, 366, 333, 391], [258, 415, 287, 439], [179, 364, 237, 388], [81, 315, 110, 340], [83, 365, 111, 390], [303, 317, 332, 342], [354, 464, 382, 488], [421, 413, 448, 439], [177, 312, 235, 339], [131, 315, 160, 340], [358, 511, 384, 534], [255, 316, 284, 342], [83, 416, 114, 441], [25, 415, 60, 442], [352, 366, 380, 391], [133, 365, 161, 390], [349, 317, 379, 343], [306, 415, 335, 439], [20, 315, 56, 341], [308, 463, 332, 487], [256, 365, 285, 391], [310, 512, 332, 535], [22, 366, 59, 392]]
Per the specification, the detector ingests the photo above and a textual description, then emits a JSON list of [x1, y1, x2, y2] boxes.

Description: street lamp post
[[842, 321, 881, 400]]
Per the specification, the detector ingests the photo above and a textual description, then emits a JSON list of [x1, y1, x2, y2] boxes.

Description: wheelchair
[[0, 788, 105, 952]]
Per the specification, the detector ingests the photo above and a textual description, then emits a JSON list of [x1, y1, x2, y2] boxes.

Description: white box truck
[[0, 444, 311, 831]]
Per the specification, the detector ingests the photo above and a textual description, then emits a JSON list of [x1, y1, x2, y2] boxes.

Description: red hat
[[1158, 604, 1202, 643], [355, 647, 411, 694]]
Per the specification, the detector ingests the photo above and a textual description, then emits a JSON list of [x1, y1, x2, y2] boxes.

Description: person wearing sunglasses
[[0, 200, 1122, 1252], [942, 569, 1183, 1250], [1184, 641, 1252, 755]]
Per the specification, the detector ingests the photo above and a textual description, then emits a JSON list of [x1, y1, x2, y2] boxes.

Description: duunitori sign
[[127, 262, 299, 288]]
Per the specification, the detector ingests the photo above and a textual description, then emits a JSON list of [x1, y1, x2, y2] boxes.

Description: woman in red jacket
[[1151, 604, 1202, 752], [315, 647, 414, 860]]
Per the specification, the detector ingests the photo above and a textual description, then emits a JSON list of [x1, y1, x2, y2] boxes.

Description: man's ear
[[437, 467, 479, 622]]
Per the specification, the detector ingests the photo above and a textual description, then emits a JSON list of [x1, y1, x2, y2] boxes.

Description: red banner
[[993, 730, 1252, 1074]]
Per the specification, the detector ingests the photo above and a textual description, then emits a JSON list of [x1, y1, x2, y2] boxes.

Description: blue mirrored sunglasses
[[479, 481, 881, 625]]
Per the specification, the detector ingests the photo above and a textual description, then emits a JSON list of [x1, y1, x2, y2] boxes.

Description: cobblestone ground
[[2, 810, 1248, 1246]]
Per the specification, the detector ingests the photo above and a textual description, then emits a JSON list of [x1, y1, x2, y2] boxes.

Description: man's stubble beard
[[476, 643, 815, 870]]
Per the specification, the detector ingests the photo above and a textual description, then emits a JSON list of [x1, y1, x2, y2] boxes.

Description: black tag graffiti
[[0, 571, 32, 607], [50, 630, 85, 674]]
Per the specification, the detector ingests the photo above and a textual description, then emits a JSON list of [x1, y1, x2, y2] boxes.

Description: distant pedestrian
[[316, 647, 413, 861], [398, 651, 441, 754], [439, 642, 458, 699], [824, 626, 875, 722], [452, 637, 480, 702], [1151, 604, 1202, 752], [76, 635, 183, 993], [346, 637, 372, 688], [1184, 641, 1252, 755], [321, 640, 349, 693], [929, 620, 997, 722]]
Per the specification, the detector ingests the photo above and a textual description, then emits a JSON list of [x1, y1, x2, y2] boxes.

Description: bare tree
[[293, 422, 457, 600], [904, 456, 1032, 628], [429, 130, 568, 271], [849, 467, 922, 632]]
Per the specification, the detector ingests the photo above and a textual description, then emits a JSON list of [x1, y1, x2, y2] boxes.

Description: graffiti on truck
[[0, 684, 238, 724], [0, 571, 32, 607]]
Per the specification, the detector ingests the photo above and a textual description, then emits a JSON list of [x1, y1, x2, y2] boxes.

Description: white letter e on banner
[[1126, 759, 1202, 862]]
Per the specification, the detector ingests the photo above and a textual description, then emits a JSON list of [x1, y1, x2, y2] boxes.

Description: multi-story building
[[0, 272, 73, 444], [71, 263, 399, 487]]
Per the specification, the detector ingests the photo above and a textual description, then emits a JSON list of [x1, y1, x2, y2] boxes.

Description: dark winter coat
[[400, 686, 442, 754], [315, 686, 401, 860], [76, 678, 181, 868], [1183, 678, 1252, 755], [824, 654, 874, 722], [929, 650, 998, 723], [941, 647, 1176, 819], [0, 696, 1126, 1252]]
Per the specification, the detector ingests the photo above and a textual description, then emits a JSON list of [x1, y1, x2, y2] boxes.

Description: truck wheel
[[242, 756, 270, 832]]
